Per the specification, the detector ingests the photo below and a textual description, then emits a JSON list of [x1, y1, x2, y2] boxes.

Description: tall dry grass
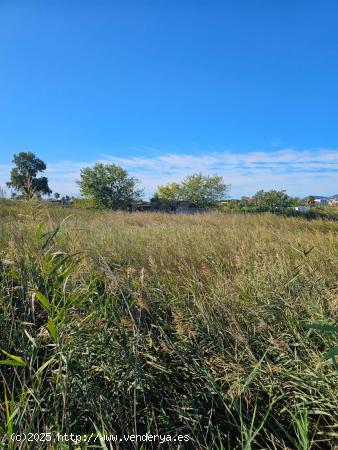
[[0, 200, 337, 449]]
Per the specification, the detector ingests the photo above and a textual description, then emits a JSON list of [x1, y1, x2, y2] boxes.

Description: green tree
[[290, 196, 301, 207], [54, 192, 60, 200], [253, 189, 292, 212], [180, 173, 229, 207], [152, 182, 182, 202], [6, 152, 52, 199], [77, 163, 143, 209], [252, 189, 265, 206], [154, 174, 229, 208]]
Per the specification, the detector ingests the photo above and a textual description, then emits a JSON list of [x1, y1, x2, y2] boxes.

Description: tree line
[[4, 151, 229, 208], [2, 151, 319, 212]]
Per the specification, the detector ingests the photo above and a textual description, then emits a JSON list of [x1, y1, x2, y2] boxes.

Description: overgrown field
[[0, 201, 337, 449]]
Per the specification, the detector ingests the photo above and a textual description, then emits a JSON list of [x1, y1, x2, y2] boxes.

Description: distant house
[[294, 205, 310, 213], [47, 197, 72, 206], [314, 198, 328, 206], [132, 200, 207, 214]]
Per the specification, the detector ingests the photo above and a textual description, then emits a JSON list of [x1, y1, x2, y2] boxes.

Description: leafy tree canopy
[[7, 152, 52, 199], [77, 163, 143, 209], [253, 189, 292, 212], [152, 182, 182, 202], [153, 173, 229, 207]]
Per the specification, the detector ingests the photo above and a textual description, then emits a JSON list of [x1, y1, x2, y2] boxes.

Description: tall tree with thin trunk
[[7, 152, 52, 200]]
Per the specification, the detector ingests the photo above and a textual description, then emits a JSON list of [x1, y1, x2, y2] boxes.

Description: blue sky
[[0, 0, 337, 198]]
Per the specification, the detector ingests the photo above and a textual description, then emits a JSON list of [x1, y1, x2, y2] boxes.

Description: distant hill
[[309, 194, 338, 200]]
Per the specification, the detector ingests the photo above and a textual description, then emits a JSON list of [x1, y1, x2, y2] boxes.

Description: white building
[[314, 198, 328, 205]]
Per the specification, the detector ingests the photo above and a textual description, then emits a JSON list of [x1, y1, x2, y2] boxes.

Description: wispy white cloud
[[1, 148, 337, 198], [99, 148, 338, 198]]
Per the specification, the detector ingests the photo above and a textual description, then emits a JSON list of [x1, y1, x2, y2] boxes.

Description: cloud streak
[[1, 148, 337, 198]]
